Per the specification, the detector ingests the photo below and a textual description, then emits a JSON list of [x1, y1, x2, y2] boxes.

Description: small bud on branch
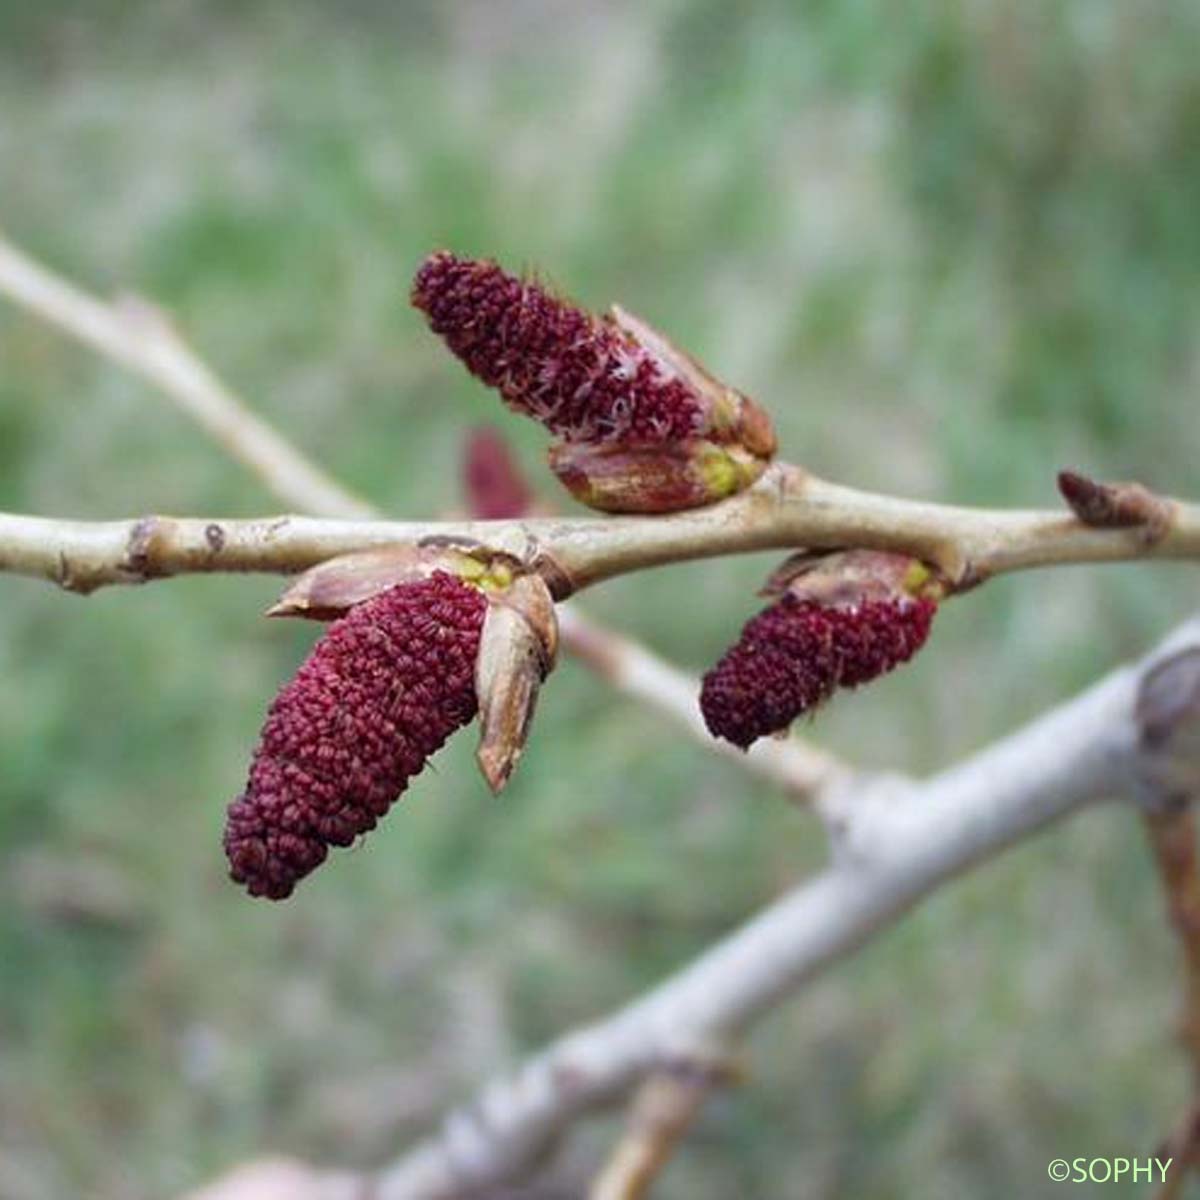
[[1058, 469, 1175, 543]]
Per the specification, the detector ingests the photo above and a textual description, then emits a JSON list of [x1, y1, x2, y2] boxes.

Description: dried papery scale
[[411, 251, 776, 512], [759, 549, 941, 608], [266, 542, 520, 621], [225, 547, 558, 899], [475, 573, 559, 793], [700, 551, 943, 750]]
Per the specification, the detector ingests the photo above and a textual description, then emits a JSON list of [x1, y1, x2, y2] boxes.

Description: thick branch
[[181, 1157, 362, 1200], [369, 620, 1200, 1199], [2, 466, 1198, 599]]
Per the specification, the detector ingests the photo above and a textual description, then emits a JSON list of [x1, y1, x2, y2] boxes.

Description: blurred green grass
[[0, 3, 1196, 1197]]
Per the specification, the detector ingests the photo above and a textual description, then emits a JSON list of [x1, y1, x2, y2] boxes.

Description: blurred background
[[1, 2, 1197, 1197]]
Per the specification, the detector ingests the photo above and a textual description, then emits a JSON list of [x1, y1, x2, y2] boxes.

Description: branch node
[[54, 550, 93, 595], [125, 515, 169, 579], [528, 541, 576, 600]]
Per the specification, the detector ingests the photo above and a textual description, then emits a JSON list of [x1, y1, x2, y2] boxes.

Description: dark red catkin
[[700, 596, 937, 750], [411, 251, 707, 445], [224, 572, 487, 899], [462, 426, 533, 519]]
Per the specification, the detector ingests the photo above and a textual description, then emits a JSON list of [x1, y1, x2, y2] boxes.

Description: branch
[[1146, 805, 1200, 1074], [363, 620, 1200, 1199], [544, 467, 1200, 591], [0, 231, 847, 801], [2, 464, 1198, 600], [1156, 1104, 1200, 1200], [588, 1057, 737, 1200], [1138, 648, 1200, 1198], [0, 232, 374, 519], [9, 231, 1200, 1196], [7, 232, 1197, 591], [180, 1158, 363, 1200], [1149, 804, 1200, 1200]]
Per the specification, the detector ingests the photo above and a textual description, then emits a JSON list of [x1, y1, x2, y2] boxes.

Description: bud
[[1057, 469, 1174, 542], [224, 572, 487, 899], [463, 426, 534, 519], [548, 438, 767, 514], [411, 251, 775, 512], [700, 551, 940, 749]]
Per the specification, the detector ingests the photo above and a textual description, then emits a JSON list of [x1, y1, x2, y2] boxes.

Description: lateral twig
[[589, 1054, 739, 1200], [1139, 648, 1200, 1199]]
